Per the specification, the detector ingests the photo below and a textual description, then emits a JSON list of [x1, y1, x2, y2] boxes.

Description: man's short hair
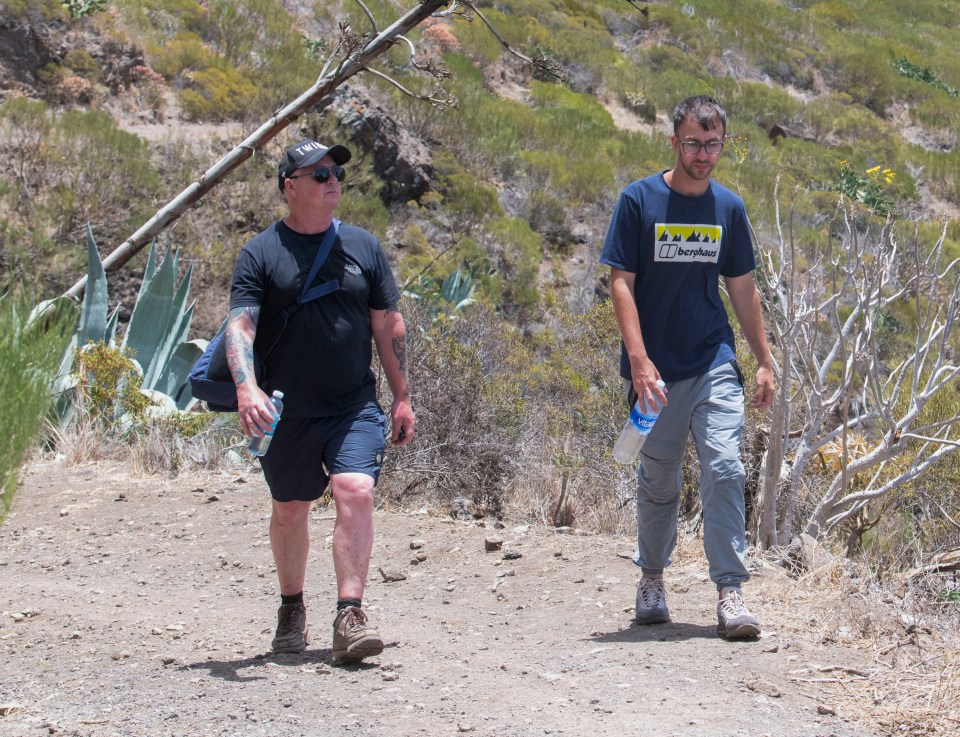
[[672, 96, 727, 135]]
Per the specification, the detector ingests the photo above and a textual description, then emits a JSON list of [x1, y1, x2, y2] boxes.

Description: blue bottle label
[[628, 404, 658, 433]]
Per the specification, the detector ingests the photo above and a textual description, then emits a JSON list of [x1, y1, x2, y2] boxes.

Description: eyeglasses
[[678, 139, 725, 155], [286, 165, 346, 183]]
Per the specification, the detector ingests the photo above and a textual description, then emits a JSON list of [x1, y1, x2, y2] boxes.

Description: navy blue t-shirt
[[599, 171, 755, 383], [230, 220, 400, 417]]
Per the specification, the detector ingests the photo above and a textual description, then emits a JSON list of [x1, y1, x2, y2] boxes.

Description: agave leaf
[[145, 267, 194, 390], [123, 241, 178, 386], [167, 339, 205, 410], [105, 305, 120, 346], [148, 300, 195, 393], [78, 224, 109, 344]]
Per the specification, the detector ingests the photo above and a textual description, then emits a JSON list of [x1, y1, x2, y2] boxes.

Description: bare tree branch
[[457, 0, 565, 81]]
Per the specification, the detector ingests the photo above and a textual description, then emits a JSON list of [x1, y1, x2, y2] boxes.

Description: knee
[[331, 474, 375, 510], [272, 500, 311, 528], [708, 454, 744, 483]]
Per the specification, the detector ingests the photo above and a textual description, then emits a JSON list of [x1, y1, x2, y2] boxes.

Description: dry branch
[[62, 0, 451, 301]]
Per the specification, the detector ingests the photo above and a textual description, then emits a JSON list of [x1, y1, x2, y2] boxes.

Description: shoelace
[[278, 605, 303, 632], [719, 590, 749, 618], [638, 578, 666, 609], [341, 607, 368, 630]]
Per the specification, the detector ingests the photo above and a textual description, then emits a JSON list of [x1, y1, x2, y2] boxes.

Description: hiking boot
[[271, 603, 310, 653], [332, 606, 384, 664], [634, 577, 670, 625], [716, 588, 761, 639]]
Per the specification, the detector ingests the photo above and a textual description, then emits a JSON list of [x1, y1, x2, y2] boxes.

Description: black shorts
[[259, 402, 387, 502]]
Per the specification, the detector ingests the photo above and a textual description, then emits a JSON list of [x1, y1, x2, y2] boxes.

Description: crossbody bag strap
[[258, 219, 341, 362], [298, 218, 340, 304]]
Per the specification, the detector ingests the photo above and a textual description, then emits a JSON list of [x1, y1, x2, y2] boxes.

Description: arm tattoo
[[226, 306, 260, 385], [392, 334, 407, 375]]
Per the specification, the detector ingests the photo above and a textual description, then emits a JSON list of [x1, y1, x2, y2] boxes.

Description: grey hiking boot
[[271, 603, 310, 653], [634, 577, 670, 625], [716, 588, 761, 639], [332, 606, 384, 664]]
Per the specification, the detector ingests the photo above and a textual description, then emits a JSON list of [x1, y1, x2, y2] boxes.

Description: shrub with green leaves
[[835, 160, 898, 217], [61, 0, 106, 19], [178, 66, 258, 122], [895, 57, 958, 97], [0, 296, 75, 523]]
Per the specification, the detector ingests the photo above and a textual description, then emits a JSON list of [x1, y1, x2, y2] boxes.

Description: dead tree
[[753, 179, 960, 548]]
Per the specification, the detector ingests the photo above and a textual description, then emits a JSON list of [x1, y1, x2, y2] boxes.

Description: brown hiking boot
[[332, 606, 383, 664], [271, 603, 310, 653]]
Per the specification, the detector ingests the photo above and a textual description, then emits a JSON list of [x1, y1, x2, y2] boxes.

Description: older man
[[225, 139, 415, 662]]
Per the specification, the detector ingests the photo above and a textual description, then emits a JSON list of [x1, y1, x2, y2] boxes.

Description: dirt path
[[1, 460, 886, 737]]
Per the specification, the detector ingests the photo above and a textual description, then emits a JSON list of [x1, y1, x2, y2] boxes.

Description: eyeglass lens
[[313, 166, 345, 182], [680, 140, 724, 154]]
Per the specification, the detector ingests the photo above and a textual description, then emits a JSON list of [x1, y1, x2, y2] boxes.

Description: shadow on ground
[[590, 621, 734, 643]]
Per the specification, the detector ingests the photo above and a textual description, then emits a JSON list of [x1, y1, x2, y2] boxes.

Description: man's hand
[[751, 365, 775, 409], [631, 357, 668, 411], [236, 383, 278, 439], [390, 397, 415, 446]]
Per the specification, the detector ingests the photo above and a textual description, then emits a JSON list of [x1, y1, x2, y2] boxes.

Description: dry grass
[[754, 551, 960, 736]]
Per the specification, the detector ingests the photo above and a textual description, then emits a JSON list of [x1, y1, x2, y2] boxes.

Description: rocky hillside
[[1, 0, 958, 336]]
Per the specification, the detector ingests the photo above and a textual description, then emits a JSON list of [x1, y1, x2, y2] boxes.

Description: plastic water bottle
[[248, 390, 284, 457], [612, 380, 665, 464]]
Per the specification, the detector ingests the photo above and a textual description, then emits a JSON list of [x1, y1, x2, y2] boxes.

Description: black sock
[[337, 598, 362, 612], [281, 591, 304, 606]]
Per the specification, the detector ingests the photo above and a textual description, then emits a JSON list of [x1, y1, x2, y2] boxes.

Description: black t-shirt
[[230, 220, 400, 417]]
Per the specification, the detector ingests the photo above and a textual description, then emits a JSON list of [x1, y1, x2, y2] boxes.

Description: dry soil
[[0, 459, 893, 737]]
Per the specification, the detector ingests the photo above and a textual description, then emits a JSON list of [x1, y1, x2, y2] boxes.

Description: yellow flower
[[866, 165, 881, 176]]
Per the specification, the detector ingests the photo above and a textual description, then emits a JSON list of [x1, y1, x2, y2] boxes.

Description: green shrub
[[809, 2, 858, 28], [0, 0, 65, 19], [178, 65, 257, 121], [62, 49, 103, 82], [336, 188, 389, 241], [72, 343, 154, 426], [47, 109, 160, 241], [485, 216, 542, 320], [824, 38, 897, 115], [148, 32, 213, 79], [0, 296, 75, 523], [438, 167, 505, 224]]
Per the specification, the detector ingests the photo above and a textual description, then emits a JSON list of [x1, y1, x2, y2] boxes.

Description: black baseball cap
[[278, 139, 351, 192]]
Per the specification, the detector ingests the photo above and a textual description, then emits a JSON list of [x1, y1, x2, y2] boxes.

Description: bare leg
[[269, 499, 312, 595], [329, 472, 375, 600]]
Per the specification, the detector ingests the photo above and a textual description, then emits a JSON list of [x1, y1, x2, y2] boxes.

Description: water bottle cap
[[272, 390, 284, 399]]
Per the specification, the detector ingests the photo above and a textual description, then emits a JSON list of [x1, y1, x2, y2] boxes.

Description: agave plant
[[37, 224, 204, 427], [120, 239, 202, 407], [30, 225, 121, 424], [403, 266, 477, 318]]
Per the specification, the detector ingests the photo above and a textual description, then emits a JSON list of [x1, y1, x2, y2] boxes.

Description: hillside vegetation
[[1, 1, 959, 563]]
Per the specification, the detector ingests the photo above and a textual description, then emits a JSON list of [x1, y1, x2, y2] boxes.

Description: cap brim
[[298, 144, 351, 170]]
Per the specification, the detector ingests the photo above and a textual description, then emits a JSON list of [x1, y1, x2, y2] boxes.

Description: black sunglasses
[[286, 165, 346, 183]]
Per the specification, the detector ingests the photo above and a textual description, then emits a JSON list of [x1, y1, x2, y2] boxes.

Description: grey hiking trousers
[[629, 361, 750, 587]]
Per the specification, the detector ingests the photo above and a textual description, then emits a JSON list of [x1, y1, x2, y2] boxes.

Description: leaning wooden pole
[[63, 0, 449, 302]]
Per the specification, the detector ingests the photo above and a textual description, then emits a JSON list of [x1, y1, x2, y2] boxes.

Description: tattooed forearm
[[225, 306, 260, 386], [392, 334, 407, 375], [228, 305, 260, 328]]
